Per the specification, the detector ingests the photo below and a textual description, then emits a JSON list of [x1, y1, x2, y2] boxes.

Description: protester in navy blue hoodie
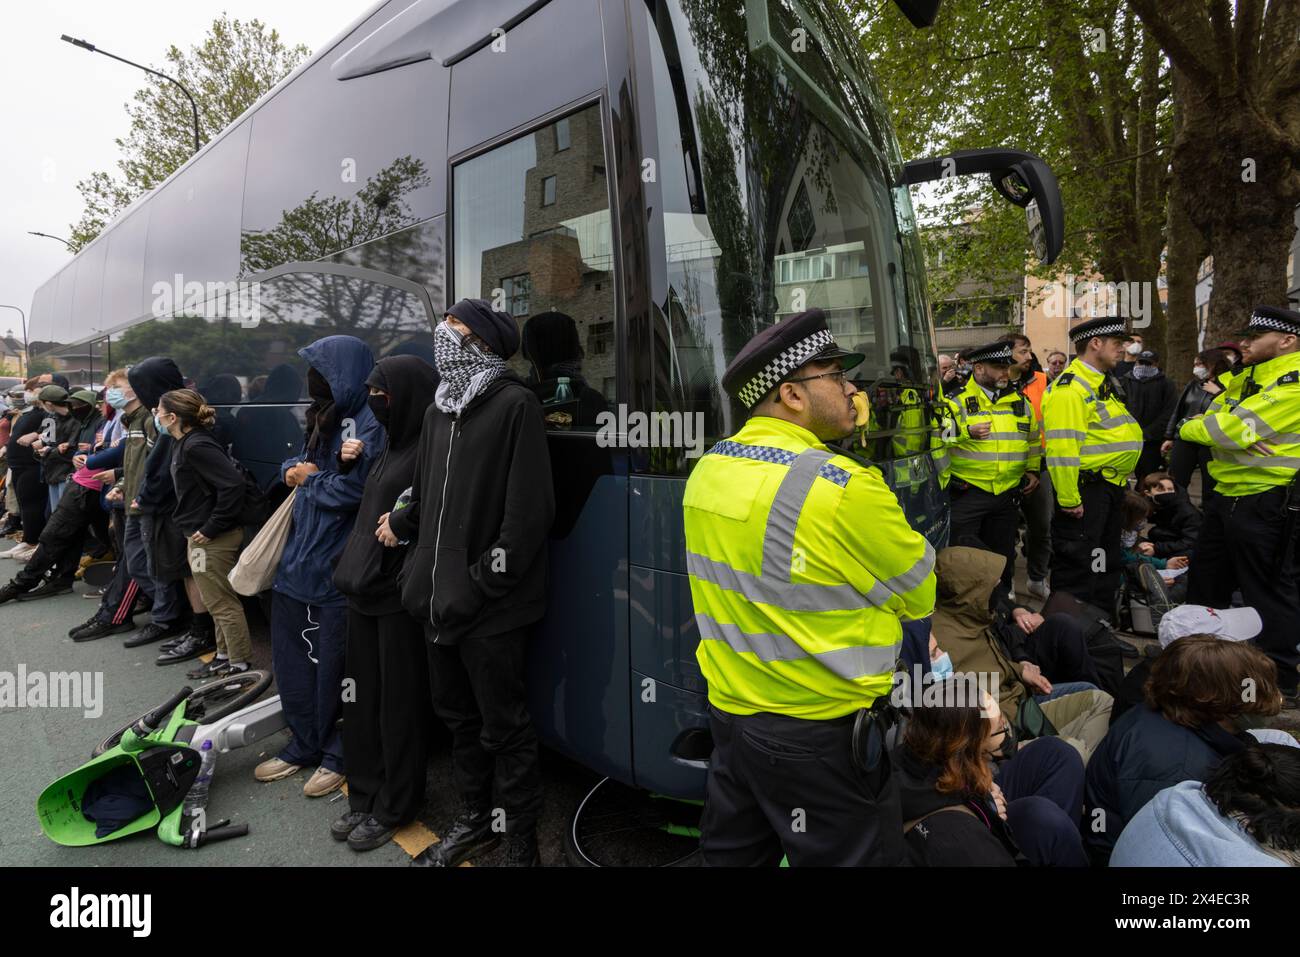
[[254, 335, 382, 799]]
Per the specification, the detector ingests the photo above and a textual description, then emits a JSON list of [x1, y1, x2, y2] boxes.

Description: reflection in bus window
[[453, 103, 616, 430]]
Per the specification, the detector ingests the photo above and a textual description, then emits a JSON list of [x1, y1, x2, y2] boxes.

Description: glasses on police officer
[[787, 368, 850, 386]]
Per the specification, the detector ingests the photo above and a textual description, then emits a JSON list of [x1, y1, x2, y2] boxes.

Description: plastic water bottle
[[182, 740, 217, 820], [555, 377, 573, 402]]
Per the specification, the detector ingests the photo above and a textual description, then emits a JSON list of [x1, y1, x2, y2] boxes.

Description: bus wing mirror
[[897, 148, 1064, 265]]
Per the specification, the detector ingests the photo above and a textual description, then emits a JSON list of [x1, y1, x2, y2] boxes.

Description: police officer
[[943, 339, 1041, 598], [1180, 305, 1300, 695], [1041, 317, 1144, 607], [684, 308, 937, 866]]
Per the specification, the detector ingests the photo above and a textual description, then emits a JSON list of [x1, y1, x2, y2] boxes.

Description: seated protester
[[0, 390, 107, 603], [898, 687, 1088, 866], [1085, 634, 1282, 863], [932, 546, 1114, 761], [1111, 605, 1265, 726], [155, 389, 254, 676], [1119, 490, 1188, 613], [1137, 471, 1201, 559], [1111, 744, 1300, 867]]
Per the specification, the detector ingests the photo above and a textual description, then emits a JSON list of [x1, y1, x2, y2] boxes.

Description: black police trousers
[[12, 482, 108, 591], [1050, 480, 1123, 610], [700, 705, 904, 866], [949, 483, 1019, 594], [1187, 487, 1300, 691]]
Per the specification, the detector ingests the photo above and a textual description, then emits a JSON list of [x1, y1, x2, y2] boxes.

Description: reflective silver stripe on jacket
[[950, 448, 1028, 462], [687, 550, 892, 611], [1046, 456, 1080, 467], [1080, 440, 1143, 455], [1214, 450, 1300, 470], [761, 449, 830, 579], [1226, 406, 1300, 445], [1094, 414, 1138, 430], [695, 613, 902, 680], [1046, 428, 1086, 441]]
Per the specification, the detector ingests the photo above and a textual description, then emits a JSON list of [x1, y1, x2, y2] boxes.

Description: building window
[[555, 117, 571, 151], [501, 274, 532, 317], [788, 179, 816, 251], [542, 175, 557, 206], [587, 320, 614, 356]]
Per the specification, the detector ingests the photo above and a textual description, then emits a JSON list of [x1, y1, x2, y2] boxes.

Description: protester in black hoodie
[[1123, 350, 1178, 480], [393, 299, 555, 868], [330, 355, 438, 852], [898, 686, 1089, 866], [1137, 471, 1201, 558]]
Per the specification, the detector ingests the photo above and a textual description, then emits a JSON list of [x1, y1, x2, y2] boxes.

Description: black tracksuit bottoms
[[427, 627, 542, 836], [343, 608, 434, 827]]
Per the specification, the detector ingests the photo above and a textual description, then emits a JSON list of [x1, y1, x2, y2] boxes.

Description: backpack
[[232, 459, 269, 527]]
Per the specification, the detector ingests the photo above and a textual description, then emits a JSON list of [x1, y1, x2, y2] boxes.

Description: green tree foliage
[[68, 16, 309, 252], [855, 0, 1172, 346]]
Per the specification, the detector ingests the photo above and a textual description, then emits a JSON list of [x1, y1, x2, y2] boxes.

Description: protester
[[1136, 471, 1200, 558], [1111, 745, 1300, 867], [1085, 635, 1283, 862], [2, 379, 47, 560], [32, 384, 80, 514], [937, 353, 961, 396], [331, 355, 438, 852], [1122, 350, 1178, 480], [394, 300, 555, 867], [1161, 348, 1231, 500], [898, 687, 1089, 866], [1216, 341, 1245, 372], [255, 335, 381, 799], [1045, 350, 1067, 381], [156, 388, 254, 674], [1113, 332, 1144, 378], [932, 546, 1113, 760]]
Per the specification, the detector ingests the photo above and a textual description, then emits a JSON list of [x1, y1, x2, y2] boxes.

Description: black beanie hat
[[446, 298, 520, 359]]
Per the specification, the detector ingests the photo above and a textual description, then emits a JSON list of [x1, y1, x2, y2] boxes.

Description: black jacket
[[6, 407, 44, 469], [128, 358, 185, 515], [1164, 378, 1220, 440], [389, 373, 555, 643], [333, 355, 439, 616], [896, 744, 1016, 866], [1122, 370, 1179, 441], [1085, 703, 1251, 860], [170, 427, 247, 540], [39, 409, 82, 485], [1145, 486, 1201, 558]]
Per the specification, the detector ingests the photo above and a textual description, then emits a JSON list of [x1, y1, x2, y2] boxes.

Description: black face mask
[[304, 367, 337, 452], [1151, 491, 1176, 508], [367, 393, 390, 427]]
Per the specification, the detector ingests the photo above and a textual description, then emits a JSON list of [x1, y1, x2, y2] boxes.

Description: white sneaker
[[1, 542, 26, 558], [1027, 579, 1050, 599], [3, 543, 35, 561]]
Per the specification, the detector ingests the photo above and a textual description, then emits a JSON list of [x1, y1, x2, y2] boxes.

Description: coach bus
[[27, 0, 1062, 821]]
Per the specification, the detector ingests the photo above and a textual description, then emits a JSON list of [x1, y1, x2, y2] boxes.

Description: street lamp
[[0, 305, 29, 378], [60, 34, 202, 154], [28, 231, 73, 249]]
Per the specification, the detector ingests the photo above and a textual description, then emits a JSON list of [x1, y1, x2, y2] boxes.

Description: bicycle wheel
[[564, 777, 703, 867], [90, 670, 274, 757]]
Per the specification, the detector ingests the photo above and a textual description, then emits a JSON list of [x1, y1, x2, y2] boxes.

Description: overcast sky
[[0, 0, 371, 345]]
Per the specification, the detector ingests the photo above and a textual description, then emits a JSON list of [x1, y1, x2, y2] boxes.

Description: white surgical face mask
[[1126, 342, 1142, 355], [1192, 365, 1209, 381]]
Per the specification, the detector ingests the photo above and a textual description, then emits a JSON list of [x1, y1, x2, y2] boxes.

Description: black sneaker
[[123, 620, 187, 648], [185, 658, 249, 680], [504, 832, 541, 867], [330, 809, 369, 842], [410, 808, 498, 867], [71, 618, 136, 642], [155, 630, 217, 665], [16, 579, 72, 601], [0, 582, 29, 605], [347, 816, 397, 852]]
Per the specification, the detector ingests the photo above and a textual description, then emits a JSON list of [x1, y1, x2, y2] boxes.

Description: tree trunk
[[1162, 65, 1207, 376], [1204, 218, 1294, 344]]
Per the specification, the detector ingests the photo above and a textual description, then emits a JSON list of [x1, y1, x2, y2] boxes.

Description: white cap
[[1158, 605, 1263, 648]]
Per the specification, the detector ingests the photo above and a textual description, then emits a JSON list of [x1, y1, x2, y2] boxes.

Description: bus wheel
[[563, 777, 702, 867]]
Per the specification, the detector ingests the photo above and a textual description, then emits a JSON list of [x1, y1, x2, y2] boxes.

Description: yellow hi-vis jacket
[[1179, 351, 1300, 497], [683, 415, 937, 719], [1042, 359, 1144, 508], [943, 376, 1042, 494], [930, 401, 954, 489]]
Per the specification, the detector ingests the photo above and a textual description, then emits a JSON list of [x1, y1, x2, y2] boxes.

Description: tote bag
[[227, 487, 296, 596]]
